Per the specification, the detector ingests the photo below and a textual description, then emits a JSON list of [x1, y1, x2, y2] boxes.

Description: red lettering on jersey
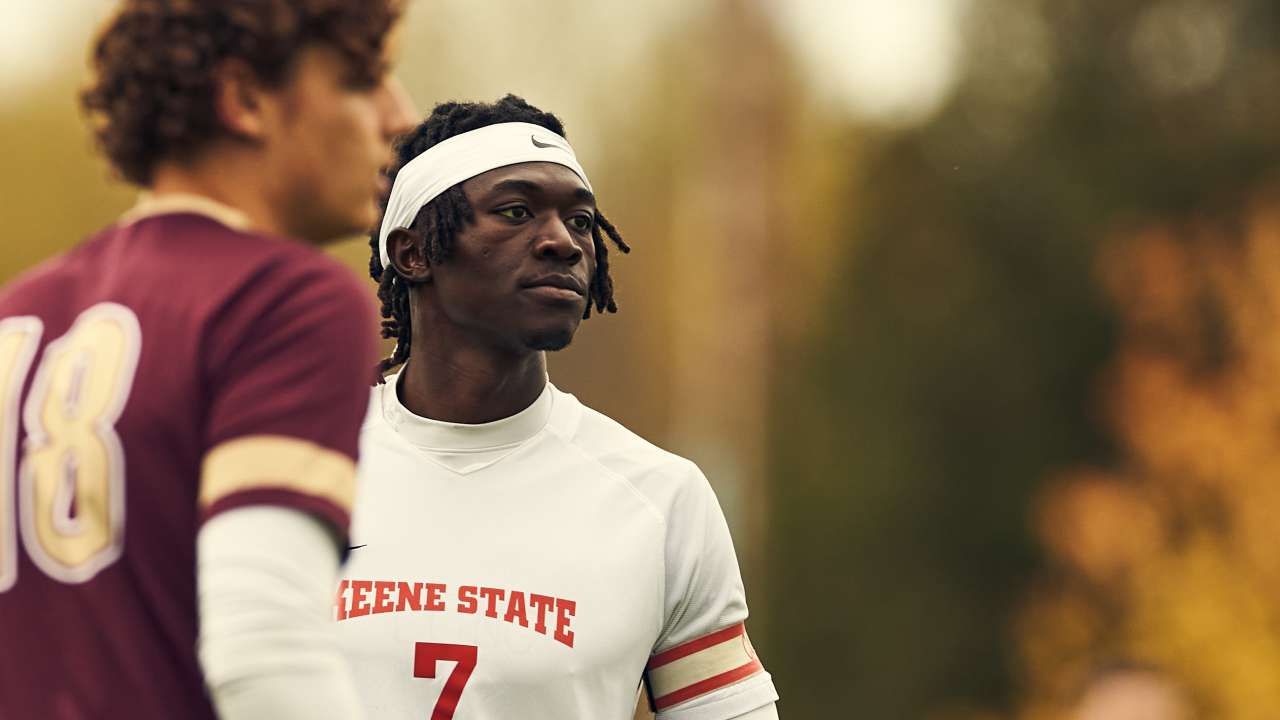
[[396, 582, 423, 612], [372, 581, 395, 614], [423, 582, 447, 612], [457, 585, 478, 614], [336, 577, 578, 649], [503, 590, 529, 628], [479, 587, 505, 619], [335, 580, 351, 621], [350, 580, 373, 618], [529, 593, 555, 635], [554, 598, 576, 648]]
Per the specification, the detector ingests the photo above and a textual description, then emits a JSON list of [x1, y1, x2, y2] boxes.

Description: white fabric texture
[[728, 703, 780, 720], [198, 506, 366, 720], [377, 121, 593, 268], [333, 376, 777, 719], [656, 678, 779, 720]]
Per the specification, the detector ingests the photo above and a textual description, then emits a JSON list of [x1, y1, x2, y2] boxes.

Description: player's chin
[[345, 199, 381, 237], [522, 321, 580, 352], [304, 206, 377, 246]]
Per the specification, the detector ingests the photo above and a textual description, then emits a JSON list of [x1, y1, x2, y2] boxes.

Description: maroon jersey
[[0, 199, 378, 719]]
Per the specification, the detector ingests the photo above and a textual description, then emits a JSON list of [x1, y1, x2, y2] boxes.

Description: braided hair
[[368, 95, 630, 382]]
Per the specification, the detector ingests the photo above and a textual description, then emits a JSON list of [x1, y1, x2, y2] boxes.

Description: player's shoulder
[[556, 389, 692, 470], [118, 211, 377, 374], [144, 219, 376, 353], [0, 224, 127, 321], [132, 212, 364, 300], [0, 254, 71, 313], [358, 379, 422, 459], [549, 386, 711, 504], [235, 236, 370, 317], [360, 382, 392, 439]]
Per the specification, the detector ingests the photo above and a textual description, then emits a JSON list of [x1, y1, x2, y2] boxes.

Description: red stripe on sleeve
[[647, 623, 746, 670], [651, 658, 764, 711], [200, 488, 350, 539]]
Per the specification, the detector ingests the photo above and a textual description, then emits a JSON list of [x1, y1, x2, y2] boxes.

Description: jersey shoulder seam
[[550, 402, 708, 524], [552, 429, 669, 526]]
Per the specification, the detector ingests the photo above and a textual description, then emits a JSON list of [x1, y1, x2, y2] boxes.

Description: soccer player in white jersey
[[334, 95, 780, 720]]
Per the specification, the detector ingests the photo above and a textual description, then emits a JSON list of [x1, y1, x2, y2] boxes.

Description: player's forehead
[[463, 162, 594, 205], [366, 20, 403, 80], [287, 30, 398, 90], [384, 22, 404, 65]]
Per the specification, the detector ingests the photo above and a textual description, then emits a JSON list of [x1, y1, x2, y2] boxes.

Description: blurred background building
[[4, 0, 1280, 717]]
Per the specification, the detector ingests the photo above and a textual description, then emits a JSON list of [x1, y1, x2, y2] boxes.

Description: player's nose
[[380, 76, 418, 139], [533, 219, 583, 265]]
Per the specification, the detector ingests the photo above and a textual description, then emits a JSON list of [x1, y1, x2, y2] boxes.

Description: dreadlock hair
[[368, 94, 630, 382]]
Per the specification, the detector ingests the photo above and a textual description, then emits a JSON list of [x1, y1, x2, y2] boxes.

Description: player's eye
[[567, 214, 593, 232], [496, 206, 531, 221]]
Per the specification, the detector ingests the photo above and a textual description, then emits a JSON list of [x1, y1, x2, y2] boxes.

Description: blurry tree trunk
[[665, 0, 785, 623]]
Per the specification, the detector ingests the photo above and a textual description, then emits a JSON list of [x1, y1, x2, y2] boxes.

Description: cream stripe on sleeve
[[646, 623, 764, 711], [200, 435, 356, 512]]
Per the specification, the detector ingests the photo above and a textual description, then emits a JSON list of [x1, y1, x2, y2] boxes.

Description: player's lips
[[520, 274, 585, 302]]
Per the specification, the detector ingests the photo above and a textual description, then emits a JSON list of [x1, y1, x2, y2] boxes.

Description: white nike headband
[[377, 121, 593, 269]]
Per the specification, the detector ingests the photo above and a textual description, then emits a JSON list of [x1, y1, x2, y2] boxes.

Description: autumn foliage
[[1018, 191, 1280, 719]]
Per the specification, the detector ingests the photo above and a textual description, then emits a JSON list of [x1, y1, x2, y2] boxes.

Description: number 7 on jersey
[[413, 642, 478, 720]]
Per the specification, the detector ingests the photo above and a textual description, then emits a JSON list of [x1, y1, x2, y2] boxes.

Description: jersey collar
[[380, 373, 555, 451], [119, 192, 252, 231]]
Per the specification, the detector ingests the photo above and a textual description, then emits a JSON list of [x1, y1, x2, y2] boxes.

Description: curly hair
[[369, 94, 631, 381], [81, 0, 402, 186]]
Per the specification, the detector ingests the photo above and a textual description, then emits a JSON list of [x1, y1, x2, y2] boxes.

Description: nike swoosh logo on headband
[[531, 135, 562, 150]]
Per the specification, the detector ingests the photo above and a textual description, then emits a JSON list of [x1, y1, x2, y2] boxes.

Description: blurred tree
[[1018, 193, 1280, 719], [769, 0, 1280, 716]]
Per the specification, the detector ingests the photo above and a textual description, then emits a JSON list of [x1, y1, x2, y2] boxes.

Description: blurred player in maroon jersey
[[0, 1, 415, 718]]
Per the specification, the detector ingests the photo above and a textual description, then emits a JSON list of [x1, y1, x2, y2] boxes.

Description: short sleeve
[[197, 252, 378, 537], [645, 463, 779, 720]]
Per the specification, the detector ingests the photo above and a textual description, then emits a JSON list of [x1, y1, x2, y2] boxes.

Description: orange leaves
[[1018, 191, 1280, 718], [1036, 472, 1164, 587]]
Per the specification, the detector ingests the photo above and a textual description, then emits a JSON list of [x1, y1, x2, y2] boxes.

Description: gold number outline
[[19, 302, 141, 584], [0, 317, 43, 592]]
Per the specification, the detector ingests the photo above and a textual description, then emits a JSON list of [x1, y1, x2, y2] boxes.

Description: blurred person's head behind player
[[81, 0, 415, 244], [369, 94, 629, 401]]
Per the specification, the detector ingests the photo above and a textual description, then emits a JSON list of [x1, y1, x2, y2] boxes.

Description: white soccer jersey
[[334, 376, 778, 719]]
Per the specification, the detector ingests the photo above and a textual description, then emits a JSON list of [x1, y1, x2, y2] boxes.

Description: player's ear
[[388, 228, 432, 282], [212, 59, 269, 140]]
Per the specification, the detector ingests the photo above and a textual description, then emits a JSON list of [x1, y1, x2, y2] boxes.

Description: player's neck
[[149, 158, 289, 239], [397, 342, 548, 425]]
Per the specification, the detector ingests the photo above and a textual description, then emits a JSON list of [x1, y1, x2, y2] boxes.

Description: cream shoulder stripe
[[200, 435, 355, 511], [646, 623, 764, 710]]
